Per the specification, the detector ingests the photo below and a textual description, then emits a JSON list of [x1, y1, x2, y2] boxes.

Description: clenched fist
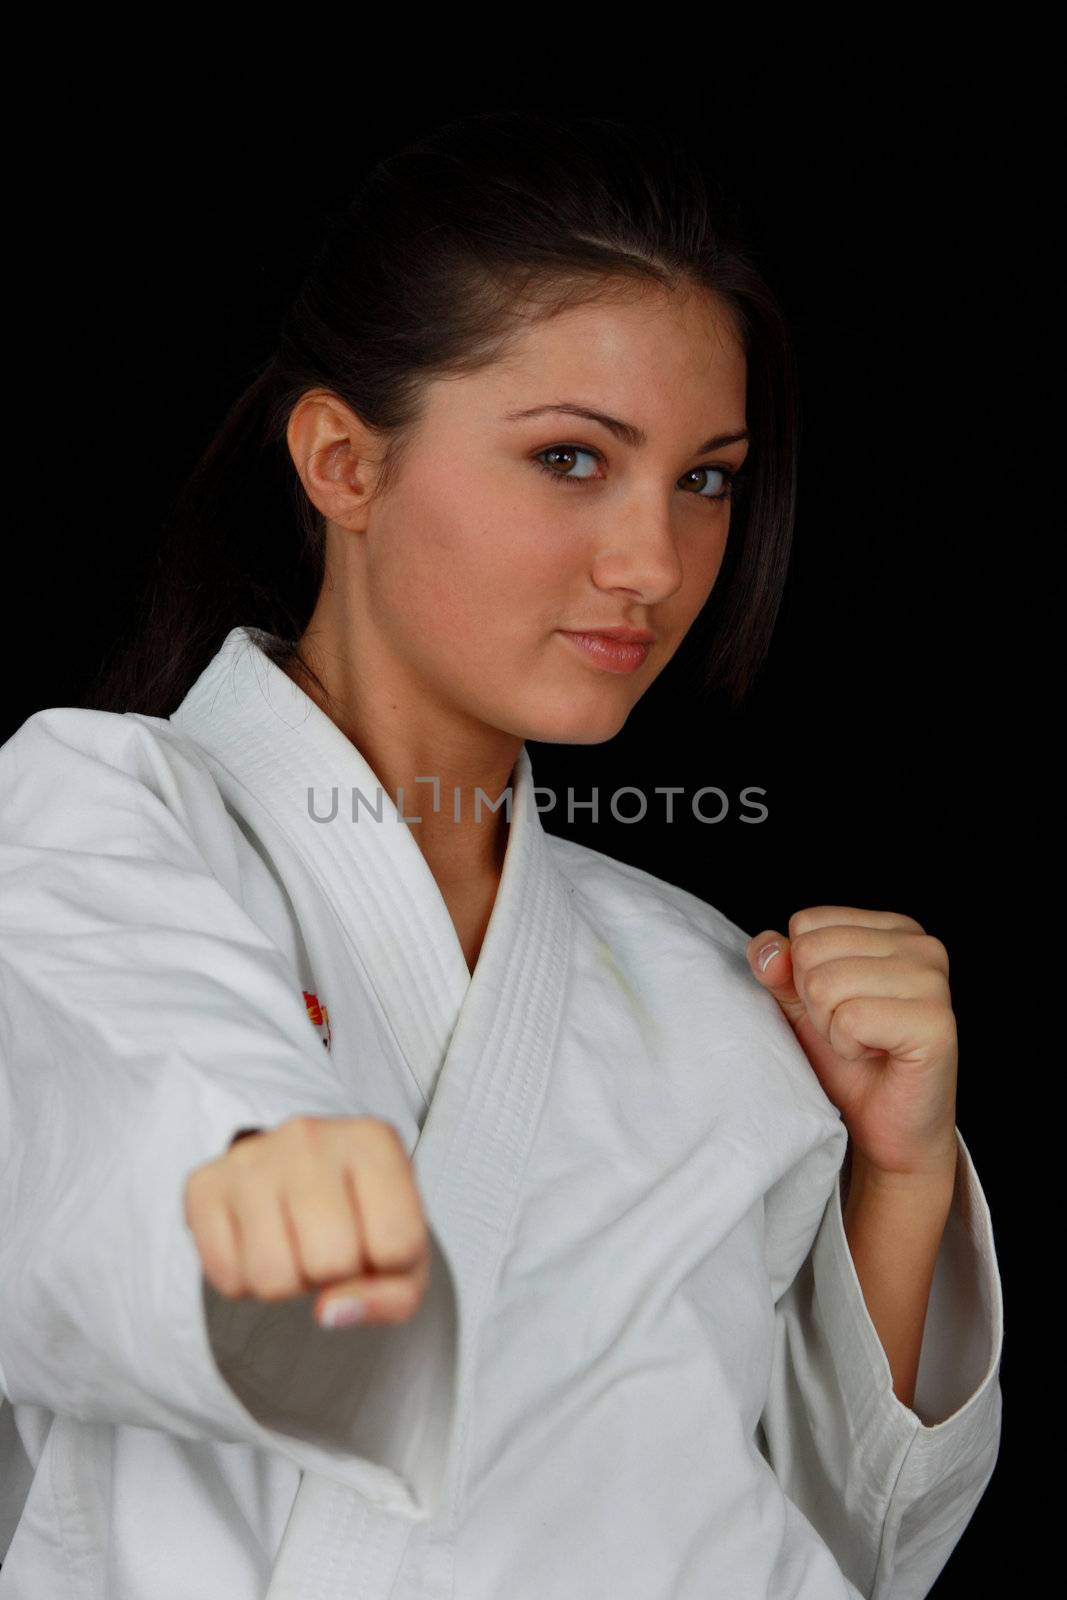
[[183, 1115, 431, 1328]]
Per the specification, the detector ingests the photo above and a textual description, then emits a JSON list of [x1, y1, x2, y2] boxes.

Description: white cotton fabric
[[0, 625, 1003, 1598]]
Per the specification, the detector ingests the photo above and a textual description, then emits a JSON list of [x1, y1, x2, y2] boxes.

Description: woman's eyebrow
[[502, 402, 750, 456]]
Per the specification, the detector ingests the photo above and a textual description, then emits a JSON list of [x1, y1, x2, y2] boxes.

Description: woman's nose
[[589, 512, 685, 605]]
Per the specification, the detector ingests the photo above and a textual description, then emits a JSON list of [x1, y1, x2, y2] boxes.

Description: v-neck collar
[[170, 626, 579, 1536], [169, 625, 564, 1090]]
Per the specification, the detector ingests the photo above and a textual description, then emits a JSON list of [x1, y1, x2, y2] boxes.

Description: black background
[[3, 60, 1036, 1594]]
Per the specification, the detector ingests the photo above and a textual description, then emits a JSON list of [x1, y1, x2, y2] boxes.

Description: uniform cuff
[[168, 1101, 462, 1521], [811, 1124, 1004, 1488]]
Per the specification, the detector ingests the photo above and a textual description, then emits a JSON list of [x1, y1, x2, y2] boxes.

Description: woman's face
[[309, 284, 748, 746]]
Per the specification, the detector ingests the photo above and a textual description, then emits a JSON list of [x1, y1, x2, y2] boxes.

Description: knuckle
[[369, 1190, 426, 1261], [183, 1166, 220, 1223], [300, 1231, 362, 1283], [805, 969, 831, 1006], [361, 1117, 406, 1159], [917, 932, 948, 967], [246, 1259, 300, 1301], [285, 1114, 323, 1147], [203, 1257, 241, 1298], [929, 997, 956, 1042], [396, 1211, 429, 1260], [182, 1170, 205, 1219], [227, 1136, 265, 1174], [356, 1214, 426, 1277], [388, 1228, 428, 1280], [283, 1183, 363, 1281]]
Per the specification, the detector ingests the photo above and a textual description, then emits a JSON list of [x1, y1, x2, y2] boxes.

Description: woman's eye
[[681, 465, 732, 500], [532, 445, 736, 501], [535, 445, 600, 481]]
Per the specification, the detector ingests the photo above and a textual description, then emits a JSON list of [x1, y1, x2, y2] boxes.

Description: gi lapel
[[171, 627, 576, 1595], [170, 627, 472, 1100]]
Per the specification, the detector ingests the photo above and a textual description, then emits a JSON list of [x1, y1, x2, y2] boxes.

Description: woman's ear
[[286, 389, 383, 532]]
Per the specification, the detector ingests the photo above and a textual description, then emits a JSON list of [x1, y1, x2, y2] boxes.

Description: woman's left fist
[[746, 906, 959, 1181]]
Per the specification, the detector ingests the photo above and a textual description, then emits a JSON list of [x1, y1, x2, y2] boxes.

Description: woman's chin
[[511, 695, 636, 747]]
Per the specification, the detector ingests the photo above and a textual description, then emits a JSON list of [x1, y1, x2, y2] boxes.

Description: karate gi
[[0, 624, 1004, 1599]]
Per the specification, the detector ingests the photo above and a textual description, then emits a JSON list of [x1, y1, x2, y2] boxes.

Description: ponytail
[[87, 360, 325, 717]]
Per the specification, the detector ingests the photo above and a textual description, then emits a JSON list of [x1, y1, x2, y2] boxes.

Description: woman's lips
[[557, 631, 652, 674]]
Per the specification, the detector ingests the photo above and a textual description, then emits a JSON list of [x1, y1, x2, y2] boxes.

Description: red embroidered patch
[[302, 989, 332, 1050]]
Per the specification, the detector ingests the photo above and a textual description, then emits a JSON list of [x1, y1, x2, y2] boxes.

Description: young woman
[[0, 112, 1002, 1599]]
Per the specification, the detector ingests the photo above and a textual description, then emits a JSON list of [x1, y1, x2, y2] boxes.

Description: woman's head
[[89, 111, 798, 726], [286, 278, 748, 746]]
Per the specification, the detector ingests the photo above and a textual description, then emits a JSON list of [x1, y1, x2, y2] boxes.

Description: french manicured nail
[[318, 1297, 369, 1329], [757, 941, 781, 973]]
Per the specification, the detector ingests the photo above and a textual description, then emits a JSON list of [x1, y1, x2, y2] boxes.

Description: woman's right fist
[[182, 1115, 430, 1328]]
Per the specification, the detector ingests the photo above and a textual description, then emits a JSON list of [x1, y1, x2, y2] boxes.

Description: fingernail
[[757, 941, 781, 973], [318, 1297, 369, 1329]]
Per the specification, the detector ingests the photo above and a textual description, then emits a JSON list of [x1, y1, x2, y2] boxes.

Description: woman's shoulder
[[545, 831, 751, 960], [0, 705, 233, 861], [548, 832, 845, 1140], [2, 703, 212, 779]]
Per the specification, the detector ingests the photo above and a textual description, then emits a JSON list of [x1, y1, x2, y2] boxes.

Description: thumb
[[746, 931, 807, 1029]]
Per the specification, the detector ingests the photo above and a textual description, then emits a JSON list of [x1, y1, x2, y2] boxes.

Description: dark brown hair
[[87, 110, 799, 718]]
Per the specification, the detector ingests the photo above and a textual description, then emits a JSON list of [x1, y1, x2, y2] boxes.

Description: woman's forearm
[[842, 1142, 958, 1413]]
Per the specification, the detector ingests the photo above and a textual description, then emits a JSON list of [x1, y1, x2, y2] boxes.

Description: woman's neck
[[281, 638, 519, 918]]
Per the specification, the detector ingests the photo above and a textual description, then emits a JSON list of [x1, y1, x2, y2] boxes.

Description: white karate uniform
[[0, 625, 1003, 1599]]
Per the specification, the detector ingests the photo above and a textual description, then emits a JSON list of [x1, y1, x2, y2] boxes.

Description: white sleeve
[[0, 707, 460, 1522], [758, 1123, 1004, 1599]]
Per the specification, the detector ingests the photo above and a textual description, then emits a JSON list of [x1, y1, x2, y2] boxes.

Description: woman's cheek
[[373, 532, 466, 624]]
